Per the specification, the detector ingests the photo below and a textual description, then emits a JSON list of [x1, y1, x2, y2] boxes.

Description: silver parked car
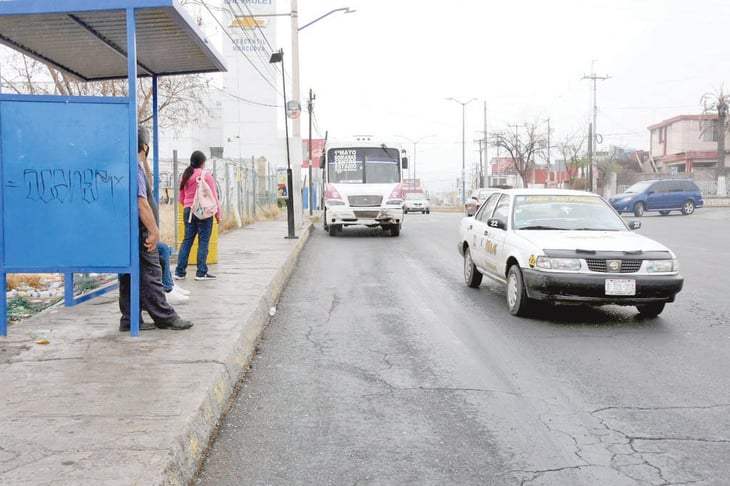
[[404, 192, 430, 214]]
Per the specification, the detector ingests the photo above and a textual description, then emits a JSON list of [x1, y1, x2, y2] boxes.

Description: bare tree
[[557, 133, 587, 188], [490, 122, 547, 188], [700, 87, 729, 196], [0, 46, 212, 132]]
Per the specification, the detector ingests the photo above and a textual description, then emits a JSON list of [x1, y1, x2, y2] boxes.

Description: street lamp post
[[298, 7, 354, 31], [447, 97, 477, 204], [290, 4, 355, 225], [269, 49, 297, 239], [395, 134, 434, 192], [307, 89, 315, 216]]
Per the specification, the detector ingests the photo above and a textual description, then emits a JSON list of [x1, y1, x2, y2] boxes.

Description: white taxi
[[457, 189, 684, 317]]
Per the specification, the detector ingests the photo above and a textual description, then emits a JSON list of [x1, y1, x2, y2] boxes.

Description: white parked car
[[403, 192, 430, 214], [457, 189, 684, 317]]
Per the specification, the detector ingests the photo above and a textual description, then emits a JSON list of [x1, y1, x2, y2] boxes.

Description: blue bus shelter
[[0, 0, 226, 336]]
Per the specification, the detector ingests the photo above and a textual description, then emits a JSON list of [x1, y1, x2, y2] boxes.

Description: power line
[[211, 85, 278, 108], [234, 0, 276, 53], [222, 1, 297, 103], [197, 0, 283, 96]]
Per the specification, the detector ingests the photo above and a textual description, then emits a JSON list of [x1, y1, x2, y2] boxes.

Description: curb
[[156, 223, 314, 486]]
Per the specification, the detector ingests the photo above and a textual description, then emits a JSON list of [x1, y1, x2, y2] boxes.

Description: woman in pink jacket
[[174, 151, 221, 281]]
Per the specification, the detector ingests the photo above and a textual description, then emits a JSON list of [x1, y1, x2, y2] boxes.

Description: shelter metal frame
[[0, 0, 226, 336]]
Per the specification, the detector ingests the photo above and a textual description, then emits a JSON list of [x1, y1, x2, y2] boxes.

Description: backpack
[[189, 173, 218, 222]]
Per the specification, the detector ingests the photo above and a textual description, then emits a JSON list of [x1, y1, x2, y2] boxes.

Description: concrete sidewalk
[[1, 219, 313, 485]]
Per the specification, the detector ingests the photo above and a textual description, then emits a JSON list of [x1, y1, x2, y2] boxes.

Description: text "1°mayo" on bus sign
[[286, 100, 301, 119]]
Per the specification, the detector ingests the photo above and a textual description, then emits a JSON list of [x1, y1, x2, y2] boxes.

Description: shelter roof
[[0, 0, 226, 81]]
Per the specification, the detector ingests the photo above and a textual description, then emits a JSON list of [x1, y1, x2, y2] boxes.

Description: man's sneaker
[[156, 318, 193, 330], [173, 274, 186, 280], [175, 285, 191, 295], [195, 273, 216, 281], [166, 287, 189, 304]]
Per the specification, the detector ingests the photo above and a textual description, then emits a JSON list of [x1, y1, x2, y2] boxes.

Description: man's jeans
[[158, 242, 173, 292], [175, 207, 214, 278], [119, 231, 179, 326]]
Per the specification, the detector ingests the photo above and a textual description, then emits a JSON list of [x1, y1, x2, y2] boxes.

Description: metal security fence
[[157, 156, 279, 223]]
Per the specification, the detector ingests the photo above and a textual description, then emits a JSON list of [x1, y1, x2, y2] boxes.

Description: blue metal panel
[[0, 96, 132, 269]]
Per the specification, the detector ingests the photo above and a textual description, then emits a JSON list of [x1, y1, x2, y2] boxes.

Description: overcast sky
[[277, 0, 729, 192]]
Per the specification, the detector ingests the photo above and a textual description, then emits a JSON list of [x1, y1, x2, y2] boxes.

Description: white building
[[158, 0, 285, 172]]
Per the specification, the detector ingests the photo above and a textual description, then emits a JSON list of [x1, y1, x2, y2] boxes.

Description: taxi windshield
[[513, 195, 626, 231]]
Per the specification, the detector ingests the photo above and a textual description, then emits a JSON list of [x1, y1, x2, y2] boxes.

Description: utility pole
[[545, 118, 551, 187], [587, 123, 593, 191], [446, 97, 477, 204], [474, 137, 484, 188], [583, 63, 610, 193], [482, 101, 487, 187], [307, 88, 315, 216]]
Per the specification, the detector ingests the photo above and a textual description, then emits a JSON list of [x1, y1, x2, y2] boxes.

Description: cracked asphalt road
[[195, 210, 730, 485]]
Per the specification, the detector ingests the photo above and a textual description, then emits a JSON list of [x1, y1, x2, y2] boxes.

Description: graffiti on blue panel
[[5, 168, 125, 204]]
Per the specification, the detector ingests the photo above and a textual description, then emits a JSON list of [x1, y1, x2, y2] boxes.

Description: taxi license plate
[[605, 279, 636, 296]]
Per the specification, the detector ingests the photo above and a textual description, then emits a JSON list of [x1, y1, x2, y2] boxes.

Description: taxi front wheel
[[463, 248, 482, 288], [506, 265, 530, 316]]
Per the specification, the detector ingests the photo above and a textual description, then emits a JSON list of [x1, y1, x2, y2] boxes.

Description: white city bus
[[321, 137, 408, 237]]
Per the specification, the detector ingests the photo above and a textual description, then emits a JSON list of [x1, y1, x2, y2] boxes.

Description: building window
[[703, 123, 718, 142], [658, 127, 665, 143]]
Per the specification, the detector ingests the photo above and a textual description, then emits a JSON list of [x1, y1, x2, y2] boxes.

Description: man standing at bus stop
[[118, 126, 193, 332]]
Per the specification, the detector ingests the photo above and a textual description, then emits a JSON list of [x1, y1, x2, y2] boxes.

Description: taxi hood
[[516, 230, 672, 253]]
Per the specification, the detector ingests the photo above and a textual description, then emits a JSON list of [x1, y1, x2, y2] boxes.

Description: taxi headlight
[[386, 199, 403, 205], [535, 256, 581, 271], [327, 199, 345, 206], [647, 259, 678, 272]]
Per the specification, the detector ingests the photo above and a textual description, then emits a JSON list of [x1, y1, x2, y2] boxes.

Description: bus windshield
[[327, 147, 401, 184]]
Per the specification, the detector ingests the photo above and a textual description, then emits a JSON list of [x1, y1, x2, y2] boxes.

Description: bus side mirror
[[401, 156, 408, 169], [319, 155, 325, 168]]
